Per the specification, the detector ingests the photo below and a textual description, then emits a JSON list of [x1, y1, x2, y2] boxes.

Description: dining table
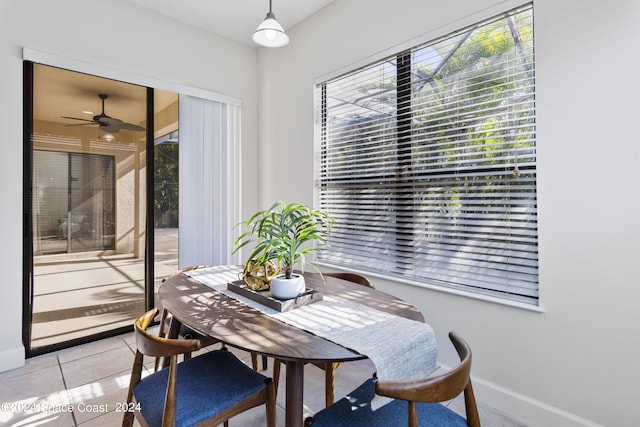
[[158, 265, 436, 427]]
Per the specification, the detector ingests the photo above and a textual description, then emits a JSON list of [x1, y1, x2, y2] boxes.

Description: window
[[316, 4, 538, 305], [33, 150, 115, 255]]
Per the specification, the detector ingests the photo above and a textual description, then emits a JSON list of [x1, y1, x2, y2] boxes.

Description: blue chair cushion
[[310, 378, 469, 427], [133, 349, 269, 427]]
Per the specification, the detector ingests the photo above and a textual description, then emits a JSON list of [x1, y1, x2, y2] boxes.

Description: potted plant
[[233, 201, 334, 299]]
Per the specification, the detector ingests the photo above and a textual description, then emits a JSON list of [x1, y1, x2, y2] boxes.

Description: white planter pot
[[270, 274, 306, 300]]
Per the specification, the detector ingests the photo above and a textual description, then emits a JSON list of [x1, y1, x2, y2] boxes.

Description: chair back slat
[[371, 331, 480, 426], [324, 272, 373, 288], [134, 308, 201, 358], [375, 331, 472, 403]]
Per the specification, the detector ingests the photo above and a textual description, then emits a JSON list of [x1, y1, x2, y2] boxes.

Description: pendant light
[[253, 0, 289, 48]]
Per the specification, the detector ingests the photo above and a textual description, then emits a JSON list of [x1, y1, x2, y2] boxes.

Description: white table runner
[[185, 266, 437, 385]]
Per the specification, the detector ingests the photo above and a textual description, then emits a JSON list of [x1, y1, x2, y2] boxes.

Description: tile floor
[[0, 331, 527, 427]]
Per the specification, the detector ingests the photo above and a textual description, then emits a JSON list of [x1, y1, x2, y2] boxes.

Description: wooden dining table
[[158, 266, 427, 427]]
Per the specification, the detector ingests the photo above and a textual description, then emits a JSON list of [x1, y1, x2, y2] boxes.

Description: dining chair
[[155, 265, 220, 371], [273, 271, 373, 407], [158, 265, 268, 372], [303, 331, 480, 427], [123, 308, 277, 427], [324, 271, 373, 288]]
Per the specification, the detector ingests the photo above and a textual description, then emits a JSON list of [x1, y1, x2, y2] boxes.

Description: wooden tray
[[227, 280, 323, 312]]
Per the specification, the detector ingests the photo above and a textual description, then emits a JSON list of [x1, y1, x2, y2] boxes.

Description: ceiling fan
[[62, 94, 145, 133]]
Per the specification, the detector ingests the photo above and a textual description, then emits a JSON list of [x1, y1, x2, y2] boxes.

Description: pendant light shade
[[253, 0, 289, 48]]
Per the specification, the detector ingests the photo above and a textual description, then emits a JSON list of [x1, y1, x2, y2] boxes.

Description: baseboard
[[0, 344, 25, 373], [473, 375, 603, 427]]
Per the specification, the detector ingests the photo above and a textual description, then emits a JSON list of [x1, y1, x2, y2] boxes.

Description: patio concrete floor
[[31, 228, 179, 349]]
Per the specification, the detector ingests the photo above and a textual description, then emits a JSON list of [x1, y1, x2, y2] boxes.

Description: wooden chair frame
[[124, 308, 276, 427], [374, 331, 480, 427], [304, 331, 480, 427]]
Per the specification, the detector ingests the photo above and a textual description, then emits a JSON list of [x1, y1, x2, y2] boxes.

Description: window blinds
[[316, 4, 538, 304]]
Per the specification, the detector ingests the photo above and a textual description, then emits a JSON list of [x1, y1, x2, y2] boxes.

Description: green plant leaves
[[232, 201, 334, 279]]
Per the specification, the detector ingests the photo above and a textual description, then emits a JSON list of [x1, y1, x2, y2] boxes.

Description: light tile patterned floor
[[0, 331, 527, 426]]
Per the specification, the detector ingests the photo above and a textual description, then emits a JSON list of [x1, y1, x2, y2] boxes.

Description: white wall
[[256, 0, 640, 425], [0, 0, 260, 370]]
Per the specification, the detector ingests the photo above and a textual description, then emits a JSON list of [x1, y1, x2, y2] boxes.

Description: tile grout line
[[62, 336, 134, 426], [56, 354, 78, 427]]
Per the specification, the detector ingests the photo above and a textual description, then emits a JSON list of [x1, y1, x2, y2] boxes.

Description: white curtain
[[178, 95, 241, 268]]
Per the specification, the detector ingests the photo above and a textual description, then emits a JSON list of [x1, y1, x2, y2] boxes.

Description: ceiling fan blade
[[63, 94, 144, 134], [64, 123, 98, 127], [61, 116, 95, 123], [120, 122, 146, 132]]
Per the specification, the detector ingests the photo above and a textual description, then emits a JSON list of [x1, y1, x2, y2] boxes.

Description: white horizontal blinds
[[319, 59, 401, 271], [317, 4, 538, 304]]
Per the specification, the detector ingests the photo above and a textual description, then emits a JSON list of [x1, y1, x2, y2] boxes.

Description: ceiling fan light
[[253, 3, 289, 48]]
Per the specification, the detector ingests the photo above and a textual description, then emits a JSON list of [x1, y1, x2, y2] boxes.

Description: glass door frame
[[22, 61, 155, 357], [20, 47, 241, 357]]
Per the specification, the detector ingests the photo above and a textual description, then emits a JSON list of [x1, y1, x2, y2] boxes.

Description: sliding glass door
[[26, 63, 152, 353], [23, 55, 237, 355], [33, 151, 115, 255]]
